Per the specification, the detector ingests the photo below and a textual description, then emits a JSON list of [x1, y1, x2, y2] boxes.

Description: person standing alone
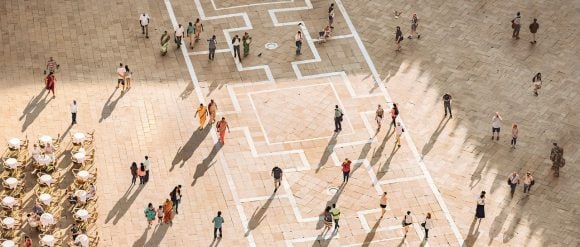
[[375, 104, 384, 131], [208, 35, 217, 61], [512, 12, 521, 39], [395, 26, 403, 51], [334, 105, 343, 132], [271, 166, 283, 192], [212, 211, 224, 239], [70, 100, 78, 125], [491, 112, 502, 141], [443, 93, 452, 118], [550, 143, 564, 177], [341, 158, 351, 183], [139, 13, 150, 38], [529, 18, 539, 44], [511, 124, 519, 149], [295, 30, 303, 55], [232, 34, 241, 62]]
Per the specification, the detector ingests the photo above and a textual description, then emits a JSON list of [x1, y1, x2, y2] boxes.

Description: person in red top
[[390, 103, 399, 128], [341, 158, 351, 183], [44, 71, 56, 98], [24, 236, 32, 247]]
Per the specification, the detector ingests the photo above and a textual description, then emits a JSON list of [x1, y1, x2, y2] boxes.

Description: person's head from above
[[189, 22, 192, 26], [512, 123, 517, 128], [527, 171, 532, 176], [34, 144, 38, 148], [495, 112, 500, 117], [344, 158, 349, 162], [178, 24, 182, 28], [511, 171, 517, 176], [212, 35, 216, 39], [145, 156, 149, 160], [426, 212, 431, 218], [533, 18, 537, 22], [196, 18, 200, 23], [49, 57, 53, 61], [325, 206, 331, 212], [27, 213, 31, 217], [396, 26, 400, 31], [131, 162, 137, 168], [73, 100, 76, 105], [140, 163, 145, 170], [159, 205, 163, 209], [335, 105, 338, 108], [200, 103, 203, 106], [217, 211, 222, 216], [119, 63, 123, 67], [332, 203, 336, 208], [164, 31, 167, 34], [383, 192, 387, 196], [553, 142, 558, 147], [125, 65, 129, 70], [536, 72, 541, 78], [48, 71, 54, 76], [298, 31, 302, 34], [480, 194, 485, 199], [148, 203, 153, 208], [245, 32, 248, 35], [517, 12, 520, 16], [178, 185, 182, 189], [221, 117, 226, 120], [378, 104, 381, 108], [407, 211, 411, 215]]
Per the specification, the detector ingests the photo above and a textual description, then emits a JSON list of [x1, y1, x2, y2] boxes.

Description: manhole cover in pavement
[[327, 187, 339, 195], [265, 42, 278, 50]]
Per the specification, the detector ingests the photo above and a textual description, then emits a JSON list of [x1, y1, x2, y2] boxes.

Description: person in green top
[[212, 211, 224, 239], [187, 22, 195, 48], [242, 32, 252, 57], [330, 203, 340, 230], [144, 203, 157, 227]]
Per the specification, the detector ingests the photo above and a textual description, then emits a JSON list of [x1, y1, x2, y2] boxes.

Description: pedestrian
[[138, 163, 146, 185], [334, 105, 344, 132], [390, 103, 399, 128], [511, 123, 518, 149], [523, 171, 534, 194], [163, 199, 173, 224], [549, 143, 565, 177], [271, 166, 283, 192], [330, 204, 340, 230], [124, 65, 132, 90], [507, 171, 520, 198], [194, 18, 204, 41], [475, 192, 485, 222], [242, 32, 252, 57], [24, 236, 32, 247], [194, 103, 208, 130], [511, 12, 521, 39], [139, 13, 150, 38], [402, 211, 413, 237], [170, 185, 182, 214], [161, 31, 170, 55], [175, 24, 184, 48], [212, 211, 224, 239], [295, 30, 303, 55], [395, 122, 404, 147], [395, 26, 403, 51], [491, 112, 502, 141], [532, 72, 542, 96], [144, 203, 156, 227], [187, 22, 195, 48], [208, 99, 218, 124], [443, 93, 452, 118], [232, 34, 241, 62], [529, 18, 539, 44], [157, 205, 164, 224], [208, 35, 217, 60], [379, 192, 388, 218], [45, 57, 59, 74], [144, 156, 150, 183], [70, 223, 80, 240], [375, 104, 384, 130], [70, 100, 78, 125], [328, 3, 335, 28], [44, 72, 56, 98], [341, 158, 351, 183], [116, 63, 126, 92], [321, 206, 333, 232], [216, 117, 230, 145], [422, 213, 432, 239], [408, 13, 420, 39], [130, 162, 138, 185]]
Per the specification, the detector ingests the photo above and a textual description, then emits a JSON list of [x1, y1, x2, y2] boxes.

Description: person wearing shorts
[[272, 166, 283, 192], [379, 192, 388, 218], [491, 112, 502, 141]]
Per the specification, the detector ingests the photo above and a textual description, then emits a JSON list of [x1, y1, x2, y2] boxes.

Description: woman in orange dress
[[44, 72, 56, 98], [216, 117, 230, 145], [194, 103, 208, 130], [163, 199, 173, 224]]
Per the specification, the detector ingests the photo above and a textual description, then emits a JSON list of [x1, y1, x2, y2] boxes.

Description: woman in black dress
[[475, 191, 486, 222]]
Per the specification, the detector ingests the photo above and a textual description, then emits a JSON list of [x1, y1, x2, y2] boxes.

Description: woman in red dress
[[44, 71, 56, 98]]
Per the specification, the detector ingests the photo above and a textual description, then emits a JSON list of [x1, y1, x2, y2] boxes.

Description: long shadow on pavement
[[361, 219, 381, 247], [20, 89, 52, 132], [191, 142, 222, 187], [171, 127, 212, 171], [145, 223, 170, 247], [421, 116, 451, 158], [316, 133, 338, 173], [245, 193, 276, 237], [99, 88, 124, 123], [105, 184, 145, 225]]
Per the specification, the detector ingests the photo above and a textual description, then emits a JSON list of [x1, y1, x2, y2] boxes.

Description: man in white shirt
[[71, 100, 78, 125], [295, 30, 303, 55], [175, 24, 184, 48], [139, 13, 150, 38], [144, 155, 151, 183], [232, 35, 241, 62], [116, 63, 126, 91], [491, 112, 502, 140]]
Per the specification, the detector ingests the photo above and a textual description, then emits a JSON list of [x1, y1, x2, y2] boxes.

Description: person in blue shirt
[[212, 211, 224, 239]]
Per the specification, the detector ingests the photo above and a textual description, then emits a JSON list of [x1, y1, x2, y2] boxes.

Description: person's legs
[[139, 176, 144, 184], [141, 25, 145, 34], [132, 175, 136, 184], [214, 227, 218, 239], [145, 170, 150, 183], [523, 184, 529, 193], [218, 227, 222, 237], [72, 112, 77, 124], [396, 135, 401, 147], [532, 33, 536, 43], [510, 184, 516, 197], [334, 219, 339, 229], [425, 229, 429, 238], [334, 117, 340, 131], [145, 25, 149, 38], [445, 103, 452, 117], [392, 117, 396, 128]]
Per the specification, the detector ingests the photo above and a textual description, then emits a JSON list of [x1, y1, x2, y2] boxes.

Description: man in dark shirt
[[529, 18, 539, 44], [271, 166, 283, 192], [443, 93, 452, 118]]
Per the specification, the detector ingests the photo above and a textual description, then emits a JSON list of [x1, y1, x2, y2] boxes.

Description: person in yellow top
[[194, 103, 208, 130]]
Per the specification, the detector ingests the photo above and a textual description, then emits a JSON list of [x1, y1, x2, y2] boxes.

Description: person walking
[[491, 112, 502, 141], [523, 171, 534, 194], [375, 104, 384, 131], [232, 34, 242, 62], [44, 72, 56, 98], [271, 166, 283, 192], [194, 18, 204, 41], [529, 18, 539, 44], [321, 206, 333, 232], [45, 57, 59, 74], [341, 158, 351, 183], [163, 199, 173, 224], [144, 156, 151, 183], [217, 117, 230, 145], [390, 103, 399, 128], [170, 185, 182, 214], [138, 163, 146, 185], [187, 22, 195, 48], [139, 13, 150, 38], [475, 192, 485, 222], [395, 26, 403, 51], [328, 3, 335, 28], [532, 72, 542, 96], [511, 124, 519, 149], [144, 203, 156, 227], [507, 171, 520, 198], [379, 192, 388, 218], [395, 122, 404, 147], [295, 31, 303, 55], [175, 24, 185, 48], [422, 213, 432, 239], [550, 143, 564, 177], [443, 93, 452, 118], [124, 65, 132, 90], [160, 31, 170, 55], [208, 99, 218, 124], [242, 32, 252, 57], [330, 204, 340, 231], [116, 63, 126, 91], [212, 211, 224, 239], [402, 211, 413, 237], [512, 12, 521, 39], [208, 35, 217, 60], [194, 103, 208, 130], [334, 105, 344, 132], [130, 162, 138, 185], [408, 13, 420, 39], [70, 100, 78, 125]]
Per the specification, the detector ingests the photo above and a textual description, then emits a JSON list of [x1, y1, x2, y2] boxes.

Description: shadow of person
[[209, 237, 222, 247], [361, 219, 381, 247], [350, 142, 372, 174], [502, 196, 529, 243], [145, 223, 170, 247], [132, 227, 149, 247], [326, 182, 346, 206], [316, 133, 338, 173], [99, 89, 124, 123], [20, 90, 53, 132], [191, 143, 222, 187], [105, 184, 145, 225], [465, 217, 481, 247], [487, 204, 510, 246], [245, 193, 275, 237], [207, 80, 225, 97], [421, 116, 451, 158], [376, 144, 400, 181], [180, 83, 194, 100], [369, 129, 394, 167], [171, 127, 212, 171], [311, 224, 338, 247]]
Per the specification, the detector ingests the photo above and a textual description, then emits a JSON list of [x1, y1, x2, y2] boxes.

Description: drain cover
[[326, 187, 339, 195], [265, 42, 278, 50]]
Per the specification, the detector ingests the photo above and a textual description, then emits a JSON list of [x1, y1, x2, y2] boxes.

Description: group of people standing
[[130, 156, 151, 185], [144, 185, 182, 227]]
